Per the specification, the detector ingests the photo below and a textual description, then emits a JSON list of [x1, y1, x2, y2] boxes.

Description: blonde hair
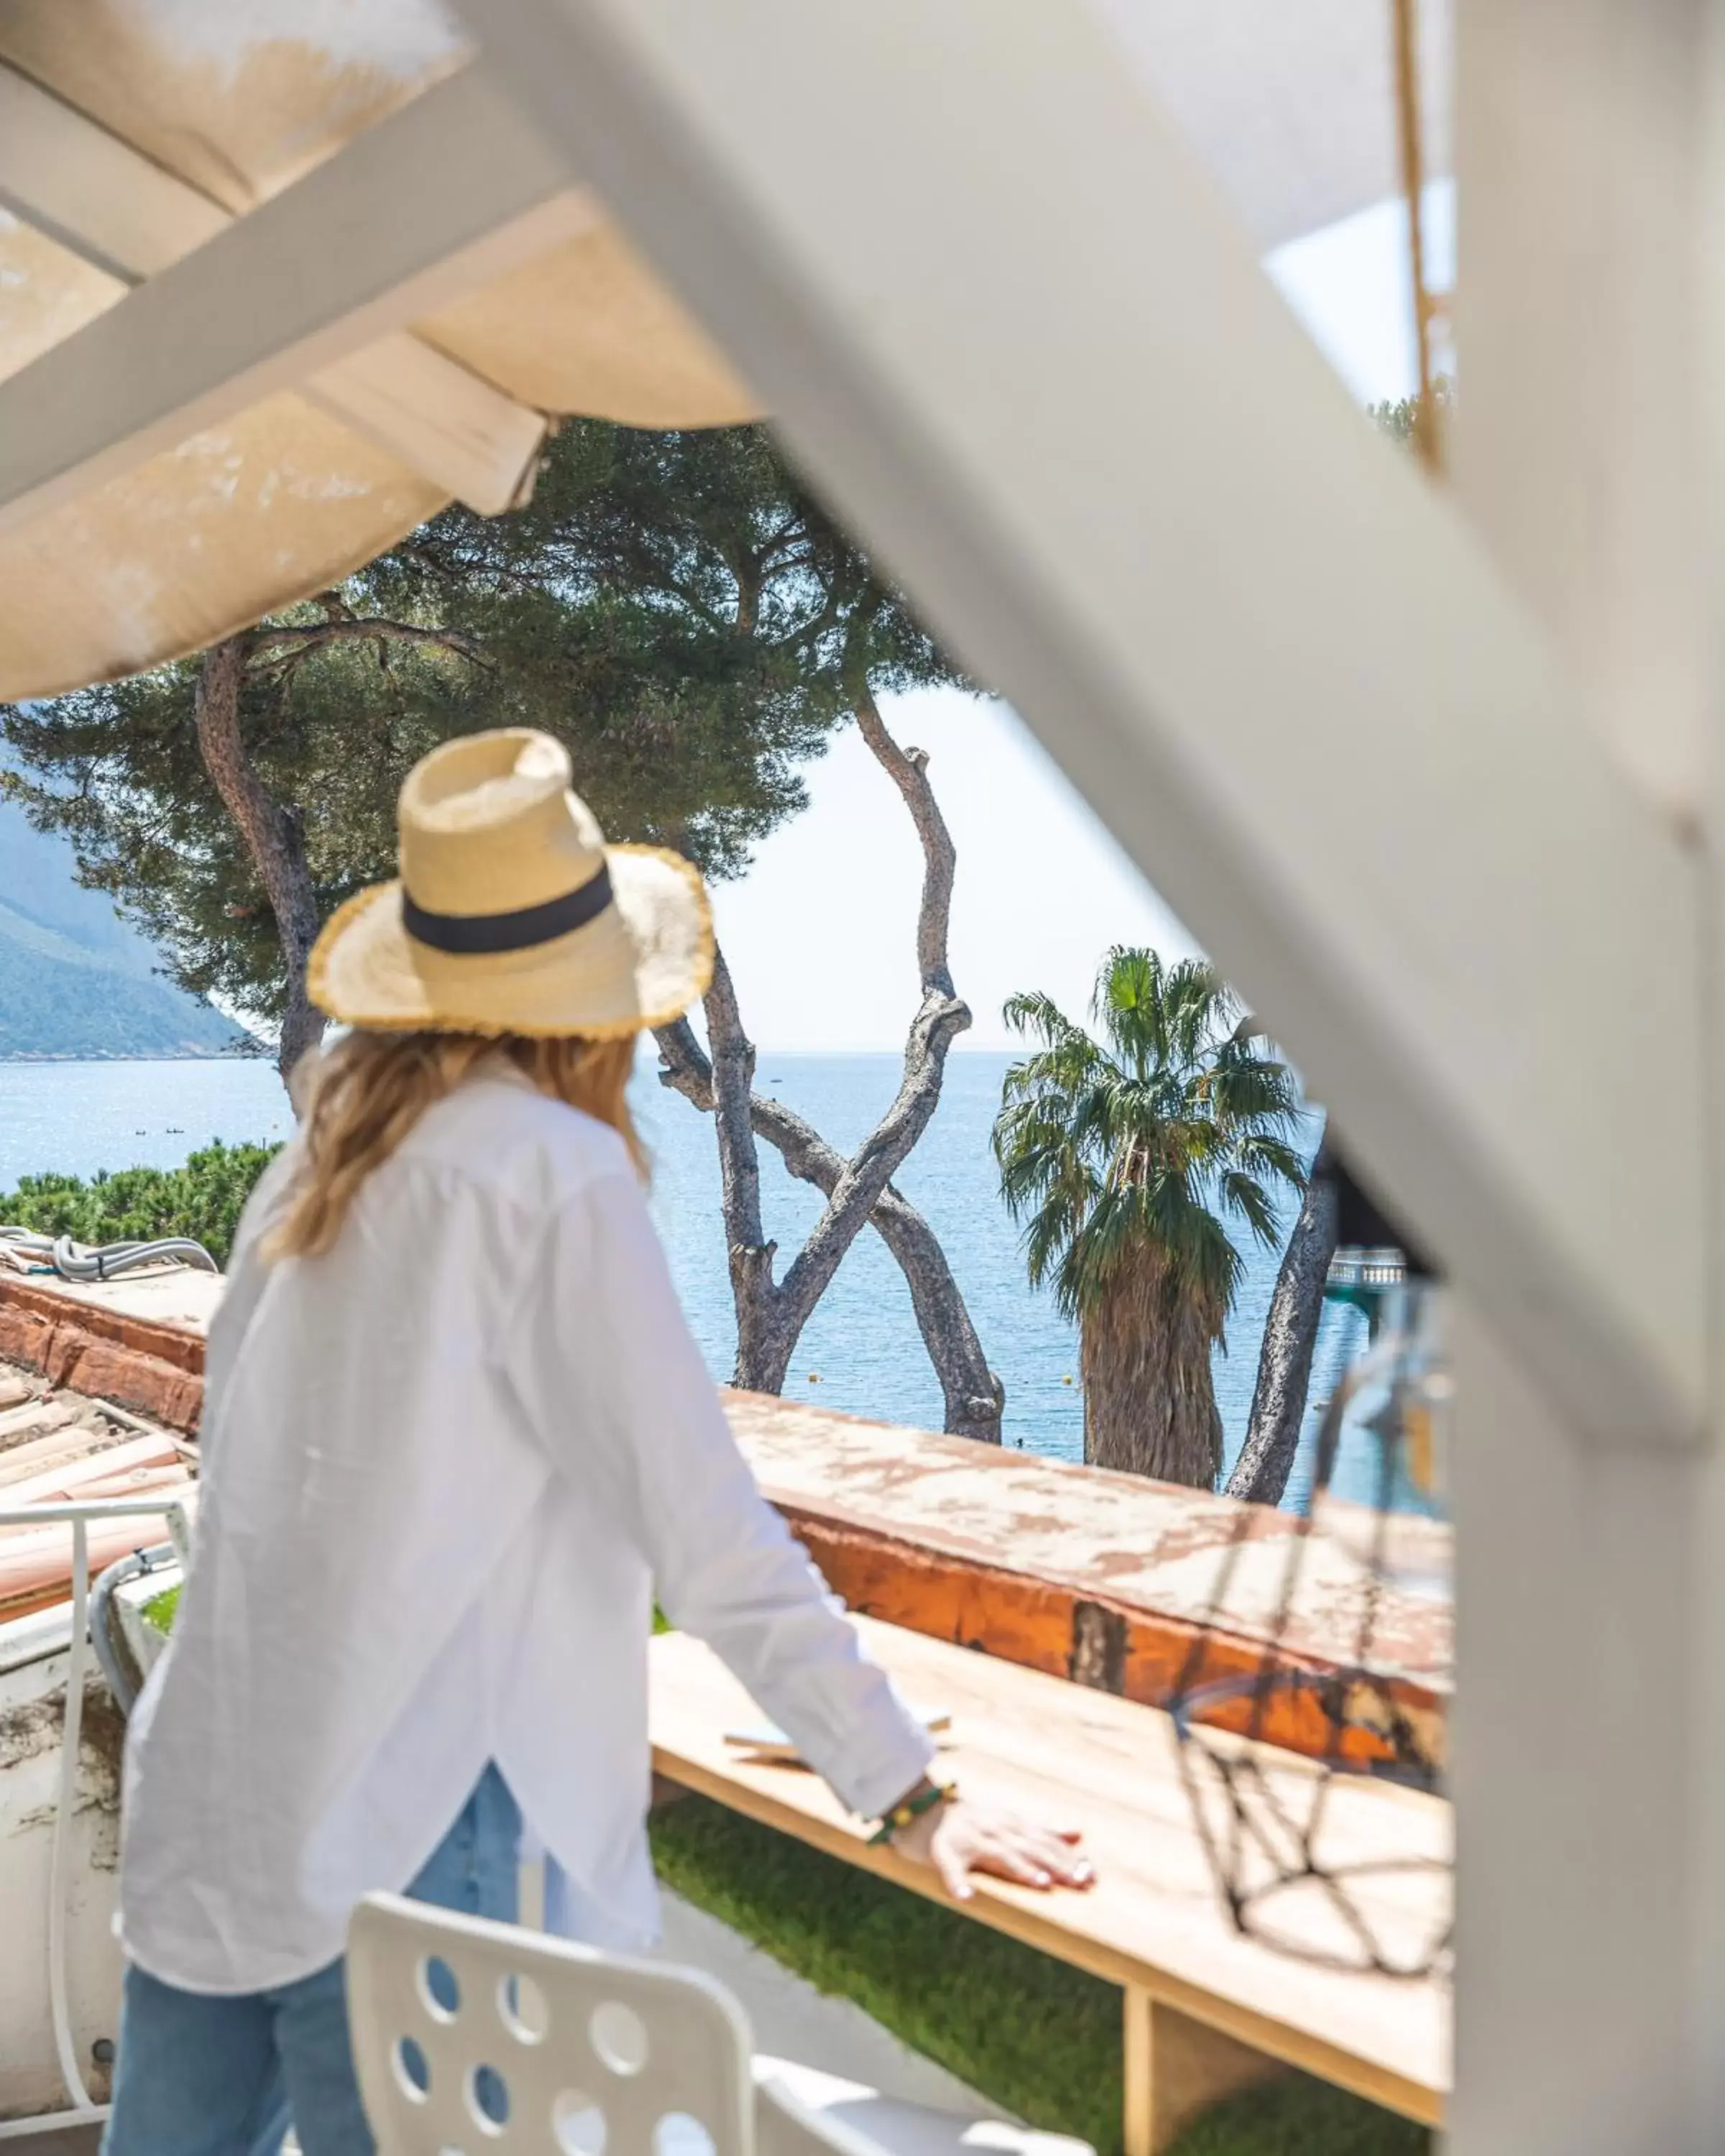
[[267, 1028, 645, 1262]]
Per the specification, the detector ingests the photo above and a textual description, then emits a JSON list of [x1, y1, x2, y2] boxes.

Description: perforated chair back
[[346, 1891, 757, 2156]]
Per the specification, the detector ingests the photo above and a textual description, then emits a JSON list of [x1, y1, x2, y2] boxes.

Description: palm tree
[[993, 949, 1305, 1488]]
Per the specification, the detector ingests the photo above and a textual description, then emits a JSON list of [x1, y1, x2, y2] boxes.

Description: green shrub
[[0, 1140, 279, 1266], [650, 1798, 1428, 2156]]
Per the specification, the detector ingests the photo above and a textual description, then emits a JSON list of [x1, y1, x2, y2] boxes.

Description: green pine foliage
[[1, 422, 962, 1033], [0, 1139, 277, 1265], [651, 1797, 1425, 2156]]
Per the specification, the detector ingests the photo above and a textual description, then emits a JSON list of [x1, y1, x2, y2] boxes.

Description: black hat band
[[402, 864, 615, 955]]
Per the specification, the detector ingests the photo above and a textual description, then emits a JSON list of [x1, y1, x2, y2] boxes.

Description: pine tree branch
[[654, 1019, 1003, 1437], [247, 618, 489, 669], [853, 683, 955, 998], [776, 691, 970, 1314], [776, 987, 969, 1320]]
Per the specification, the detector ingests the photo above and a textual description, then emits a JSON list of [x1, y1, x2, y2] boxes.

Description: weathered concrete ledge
[[727, 1392, 1448, 1769], [0, 1272, 1448, 1765], [0, 1273, 213, 1435]]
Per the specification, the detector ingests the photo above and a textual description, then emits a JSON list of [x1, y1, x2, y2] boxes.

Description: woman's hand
[[891, 1790, 1094, 1902]]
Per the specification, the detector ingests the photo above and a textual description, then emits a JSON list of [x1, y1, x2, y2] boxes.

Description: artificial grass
[[1167, 2078, 1429, 2156], [650, 1796, 1430, 2156]]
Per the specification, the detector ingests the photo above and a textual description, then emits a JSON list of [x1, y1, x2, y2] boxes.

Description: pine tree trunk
[[686, 941, 987, 1414], [1080, 1261, 1223, 1487], [702, 949, 782, 1388], [860, 1185, 1003, 1440], [1227, 1168, 1340, 1507], [731, 1261, 796, 1393], [657, 1015, 1003, 1437], [656, 683, 1003, 1440], [192, 635, 326, 1089]]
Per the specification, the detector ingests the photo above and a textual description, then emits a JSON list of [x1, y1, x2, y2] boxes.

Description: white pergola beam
[[1449, 4, 1709, 821], [454, 0, 1705, 1456], [0, 63, 579, 525], [304, 337, 546, 518], [1440, 5, 1725, 2149], [0, 62, 226, 277]]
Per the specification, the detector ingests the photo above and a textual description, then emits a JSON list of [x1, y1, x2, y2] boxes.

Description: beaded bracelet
[[869, 1780, 954, 1846]]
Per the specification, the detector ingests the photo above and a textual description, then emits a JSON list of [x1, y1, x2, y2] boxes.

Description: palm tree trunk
[[1081, 1262, 1224, 1488]]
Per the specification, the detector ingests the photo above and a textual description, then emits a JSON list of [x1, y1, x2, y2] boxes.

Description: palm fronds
[[995, 946, 1305, 1328]]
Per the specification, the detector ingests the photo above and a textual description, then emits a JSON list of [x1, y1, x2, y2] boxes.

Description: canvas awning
[[0, 0, 1448, 701]]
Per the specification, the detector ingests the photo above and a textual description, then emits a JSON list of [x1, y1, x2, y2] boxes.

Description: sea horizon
[[0, 1052, 1374, 1508]]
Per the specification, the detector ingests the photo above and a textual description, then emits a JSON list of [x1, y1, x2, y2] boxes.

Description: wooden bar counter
[[650, 1616, 1449, 2154]]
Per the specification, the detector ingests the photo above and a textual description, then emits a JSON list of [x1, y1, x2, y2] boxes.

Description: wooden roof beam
[[0, 63, 576, 522], [456, 0, 1706, 1455]]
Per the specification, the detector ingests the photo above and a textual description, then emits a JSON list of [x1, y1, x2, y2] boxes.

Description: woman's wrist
[[870, 1777, 953, 1846]]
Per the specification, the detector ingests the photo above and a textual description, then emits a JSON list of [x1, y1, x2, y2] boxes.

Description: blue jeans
[[102, 1764, 521, 2156]]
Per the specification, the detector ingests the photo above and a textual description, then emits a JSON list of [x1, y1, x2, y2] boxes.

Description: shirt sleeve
[[507, 1164, 936, 1823]]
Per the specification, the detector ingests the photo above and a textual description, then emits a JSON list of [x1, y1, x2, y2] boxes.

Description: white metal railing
[[0, 1496, 193, 2142], [1325, 1248, 1407, 1291]]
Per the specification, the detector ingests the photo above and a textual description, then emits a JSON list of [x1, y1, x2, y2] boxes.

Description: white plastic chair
[[346, 1894, 1092, 2156], [348, 1892, 754, 2156]]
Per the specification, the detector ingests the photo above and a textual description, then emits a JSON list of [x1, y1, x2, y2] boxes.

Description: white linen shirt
[[119, 1064, 934, 1993]]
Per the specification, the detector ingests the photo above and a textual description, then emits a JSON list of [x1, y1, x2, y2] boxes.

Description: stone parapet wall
[[0, 1276, 206, 1434]]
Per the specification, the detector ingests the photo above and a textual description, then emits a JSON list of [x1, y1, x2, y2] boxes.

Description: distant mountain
[[0, 795, 252, 1060]]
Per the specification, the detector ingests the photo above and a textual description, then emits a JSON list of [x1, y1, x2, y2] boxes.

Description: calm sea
[[0, 1052, 1371, 1506]]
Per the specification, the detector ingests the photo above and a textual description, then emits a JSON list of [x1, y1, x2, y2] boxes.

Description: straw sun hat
[[309, 729, 713, 1038]]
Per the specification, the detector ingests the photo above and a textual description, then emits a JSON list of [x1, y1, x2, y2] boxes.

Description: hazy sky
[[712, 184, 1457, 1052]]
